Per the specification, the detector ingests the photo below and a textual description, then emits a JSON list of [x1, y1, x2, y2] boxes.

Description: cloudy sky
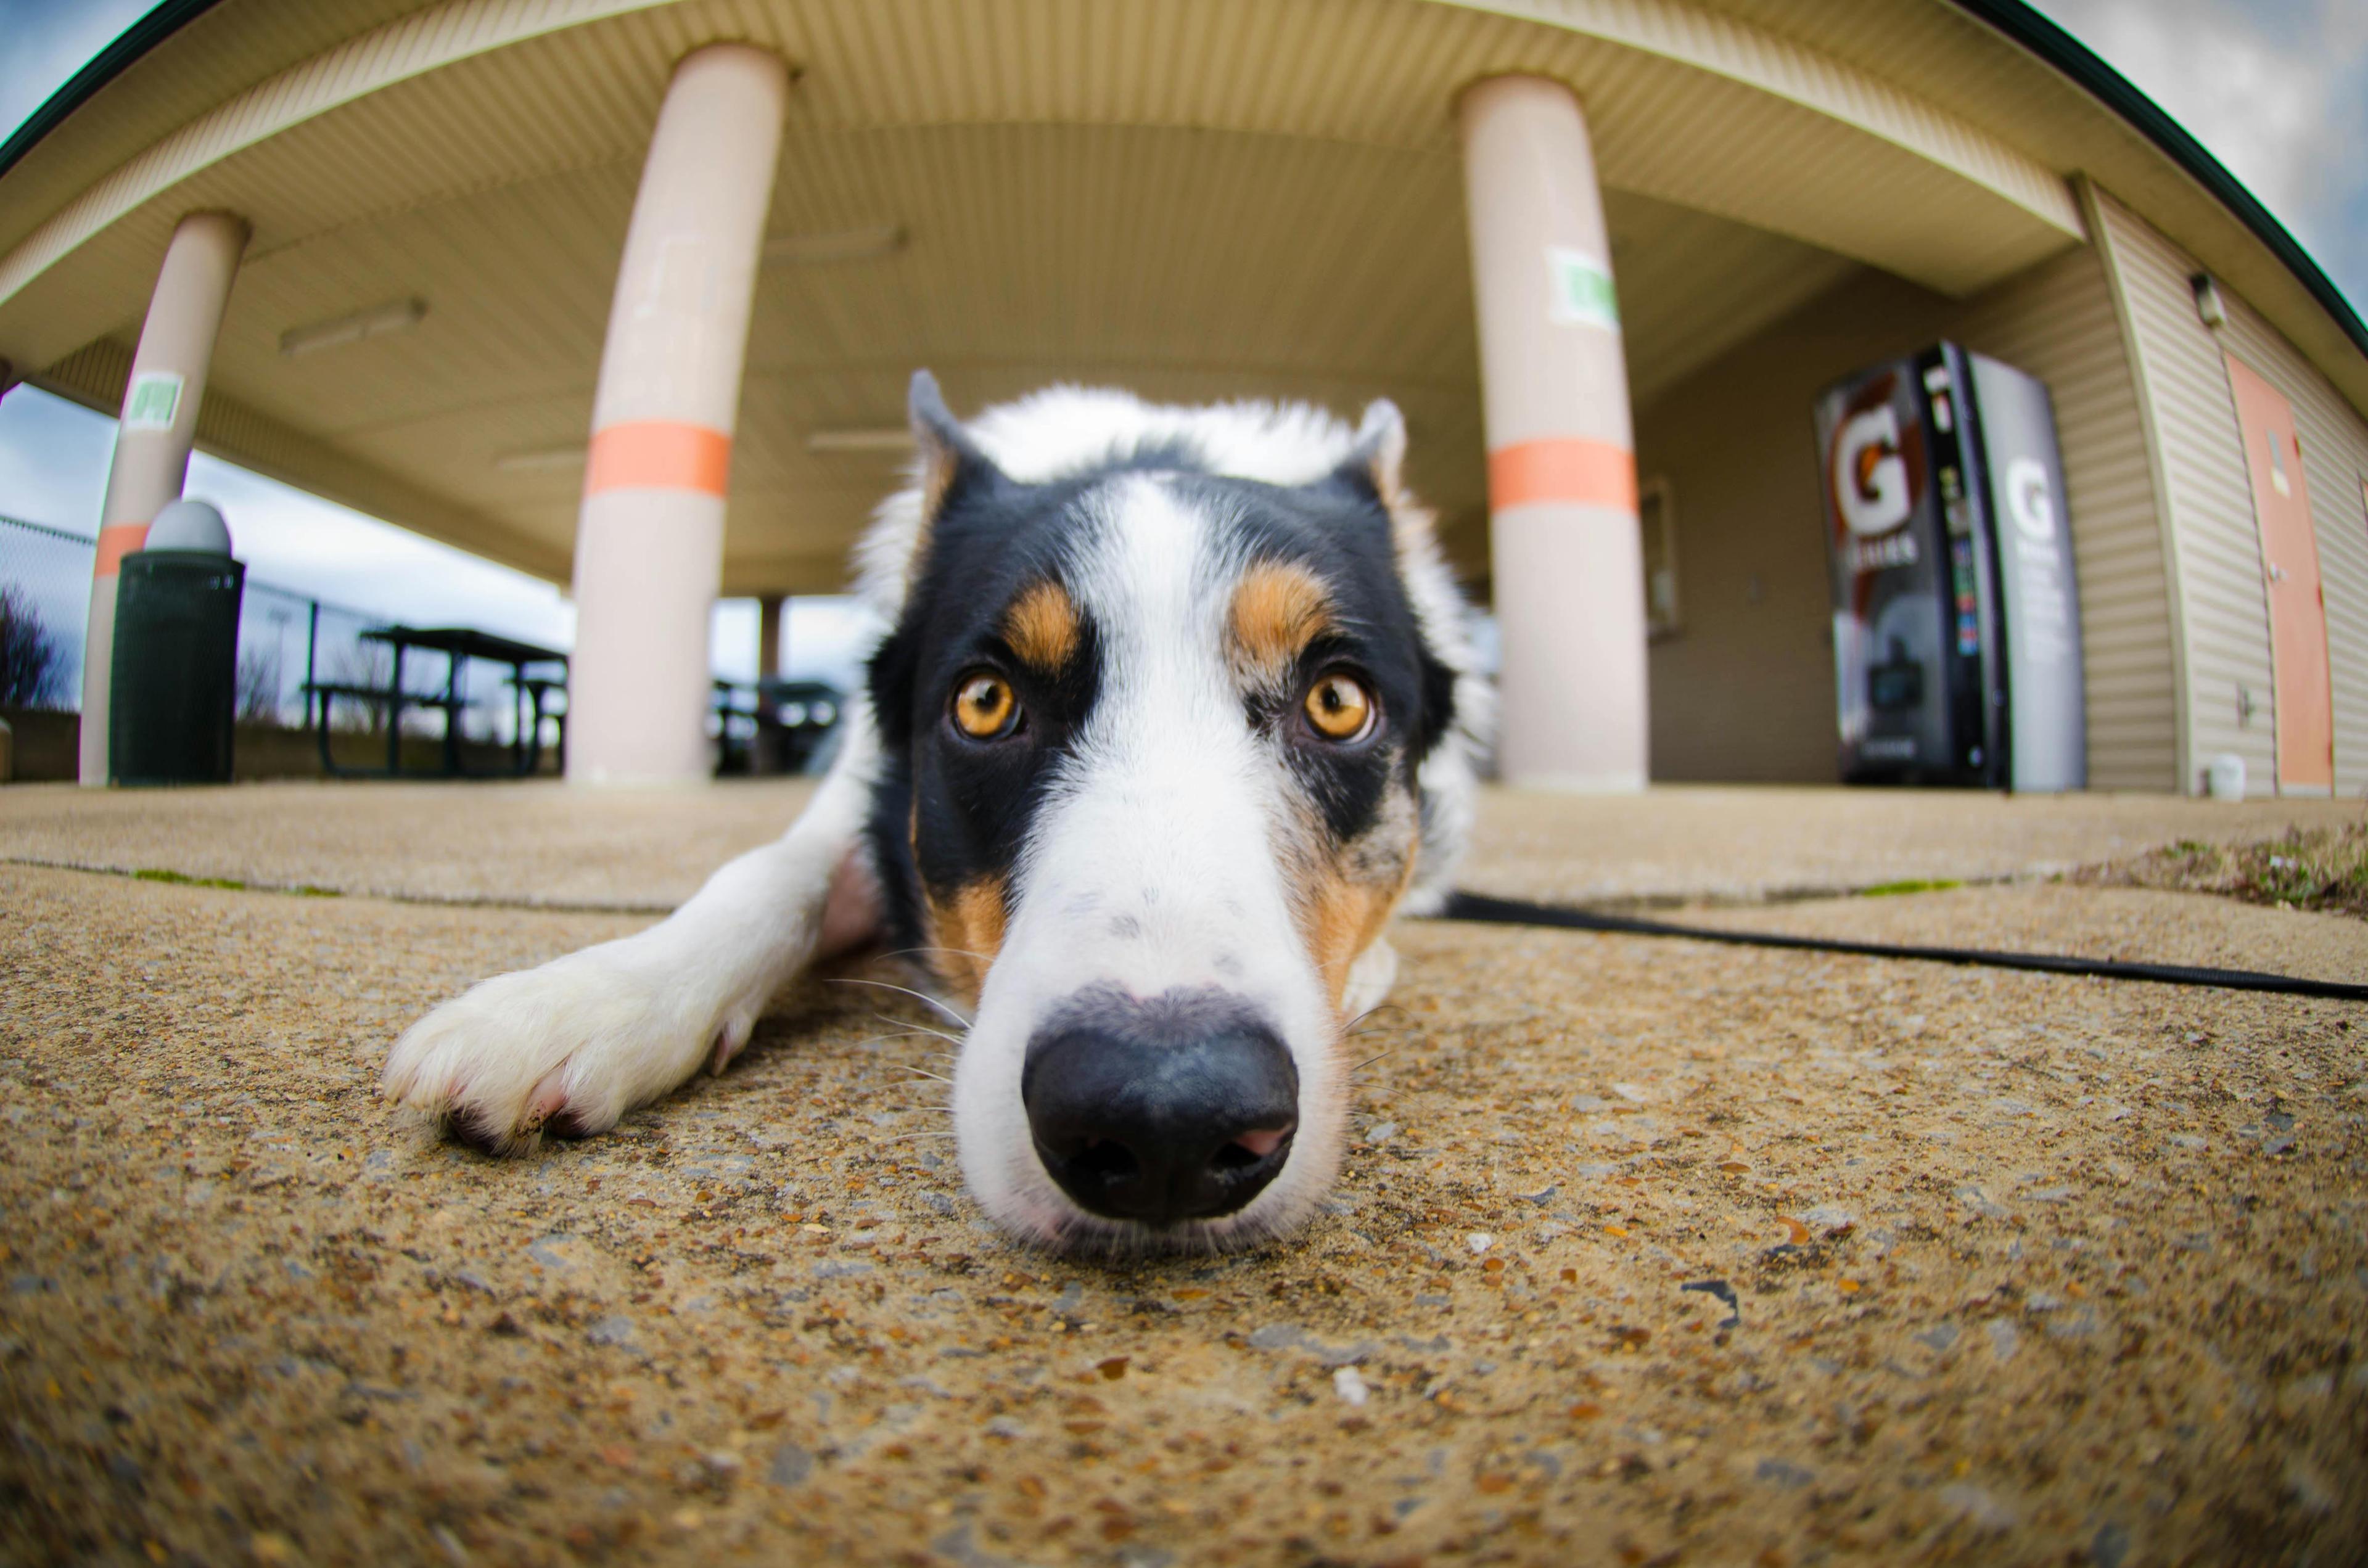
[[1, 0, 2363, 688], [2038, 0, 2368, 308]]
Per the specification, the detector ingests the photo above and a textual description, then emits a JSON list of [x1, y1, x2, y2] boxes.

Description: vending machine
[[1814, 344, 2086, 791]]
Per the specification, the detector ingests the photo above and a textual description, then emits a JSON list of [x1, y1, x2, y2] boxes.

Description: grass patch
[[1857, 877, 1963, 898], [2083, 819, 2368, 919], [134, 868, 245, 891], [128, 867, 342, 898]]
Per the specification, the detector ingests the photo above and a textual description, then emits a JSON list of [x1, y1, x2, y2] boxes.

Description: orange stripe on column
[[1488, 438, 1637, 512], [584, 421, 733, 497], [94, 524, 149, 577]]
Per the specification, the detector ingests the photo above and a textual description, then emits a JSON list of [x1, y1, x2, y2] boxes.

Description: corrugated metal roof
[[0, 0, 2102, 590], [1, 0, 2341, 598]]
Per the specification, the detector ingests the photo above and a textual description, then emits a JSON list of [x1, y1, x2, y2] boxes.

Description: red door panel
[[2224, 355, 2333, 791]]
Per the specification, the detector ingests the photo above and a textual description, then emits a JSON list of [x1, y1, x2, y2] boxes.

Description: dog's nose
[[1022, 989, 1299, 1226]]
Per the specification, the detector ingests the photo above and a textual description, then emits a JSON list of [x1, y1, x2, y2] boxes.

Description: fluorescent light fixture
[[807, 427, 915, 454], [495, 443, 588, 472], [763, 224, 906, 266], [279, 297, 427, 358]]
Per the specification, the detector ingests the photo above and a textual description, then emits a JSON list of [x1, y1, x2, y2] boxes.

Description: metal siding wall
[[1947, 241, 2177, 792], [2089, 188, 2266, 791], [2089, 187, 2367, 797], [2214, 285, 2368, 797]]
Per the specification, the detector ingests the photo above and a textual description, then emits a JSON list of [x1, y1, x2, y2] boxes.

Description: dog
[[383, 372, 1490, 1253]]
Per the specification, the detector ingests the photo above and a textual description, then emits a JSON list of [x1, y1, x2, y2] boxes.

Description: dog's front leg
[[382, 718, 885, 1152]]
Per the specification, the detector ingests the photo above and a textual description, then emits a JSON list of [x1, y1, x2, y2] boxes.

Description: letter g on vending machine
[[1814, 345, 2086, 792]]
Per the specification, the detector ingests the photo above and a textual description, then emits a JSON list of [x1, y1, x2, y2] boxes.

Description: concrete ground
[[2, 782, 2364, 1566]]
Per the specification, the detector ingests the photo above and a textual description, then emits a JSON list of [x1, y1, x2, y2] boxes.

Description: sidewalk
[[1, 778, 2356, 908], [2, 782, 2362, 1565]]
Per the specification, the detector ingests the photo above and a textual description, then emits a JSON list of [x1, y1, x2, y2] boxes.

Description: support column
[[568, 44, 789, 785], [79, 211, 248, 784], [757, 593, 786, 679], [1458, 76, 1645, 791]]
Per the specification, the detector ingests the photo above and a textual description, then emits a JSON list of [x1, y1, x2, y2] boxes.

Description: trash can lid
[[146, 498, 232, 554]]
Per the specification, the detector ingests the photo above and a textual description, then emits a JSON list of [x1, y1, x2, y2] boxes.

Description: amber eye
[[952, 671, 1019, 738], [1302, 673, 1375, 742]]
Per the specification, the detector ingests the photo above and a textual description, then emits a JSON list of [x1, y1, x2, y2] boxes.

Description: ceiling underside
[[3, 0, 2095, 595]]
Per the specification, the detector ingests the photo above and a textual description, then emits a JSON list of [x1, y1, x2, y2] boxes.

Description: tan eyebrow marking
[[1228, 560, 1338, 685], [1001, 580, 1080, 675]]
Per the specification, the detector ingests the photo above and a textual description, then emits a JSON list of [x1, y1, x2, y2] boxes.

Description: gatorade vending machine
[[1814, 344, 2087, 791]]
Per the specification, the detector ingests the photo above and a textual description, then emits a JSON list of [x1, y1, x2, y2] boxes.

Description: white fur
[[857, 387, 1374, 623], [384, 385, 1483, 1255], [381, 713, 880, 1148], [952, 476, 1347, 1250]]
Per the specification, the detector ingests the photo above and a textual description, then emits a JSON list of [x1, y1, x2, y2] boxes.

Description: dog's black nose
[[1022, 988, 1298, 1226]]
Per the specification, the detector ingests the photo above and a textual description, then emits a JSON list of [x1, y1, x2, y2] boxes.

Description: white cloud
[[0, 384, 874, 701], [2032, 0, 2368, 310], [0, 380, 112, 530], [0, 0, 162, 145]]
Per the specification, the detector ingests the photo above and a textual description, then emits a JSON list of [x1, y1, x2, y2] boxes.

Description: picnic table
[[305, 625, 567, 779], [713, 676, 845, 775]]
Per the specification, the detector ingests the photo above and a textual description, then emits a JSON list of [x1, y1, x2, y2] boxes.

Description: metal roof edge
[[0, 0, 228, 183], [5, 0, 2359, 369], [1951, 0, 2368, 367]]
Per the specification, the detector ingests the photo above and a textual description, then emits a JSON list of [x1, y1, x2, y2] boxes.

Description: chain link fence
[[2, 512, 562, 765]]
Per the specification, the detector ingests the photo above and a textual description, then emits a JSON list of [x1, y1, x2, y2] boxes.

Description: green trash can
[[109, 502, 245, 786]]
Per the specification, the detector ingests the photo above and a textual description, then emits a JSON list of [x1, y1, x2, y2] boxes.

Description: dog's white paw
[[383, 945, 756, 1154]]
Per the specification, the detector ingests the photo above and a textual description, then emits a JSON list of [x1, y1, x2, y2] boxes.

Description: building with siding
[[0, 0, 2361, 795]]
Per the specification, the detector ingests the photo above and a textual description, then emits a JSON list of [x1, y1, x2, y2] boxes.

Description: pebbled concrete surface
[[1, 785, 2364, 1566], [1, 779, 2358, 909]]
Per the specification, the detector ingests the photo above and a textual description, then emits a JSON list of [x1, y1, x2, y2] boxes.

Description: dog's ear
[[910, 369, 997, 521], [855, 372, 1002, 625], [1333, 398, 1409, 507]]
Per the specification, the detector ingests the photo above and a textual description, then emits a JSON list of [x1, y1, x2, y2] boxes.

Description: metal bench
[[300, 680, 469, 778]]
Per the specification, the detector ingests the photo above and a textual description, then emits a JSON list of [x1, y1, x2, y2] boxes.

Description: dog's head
[[859, 374, 1488, 1253]]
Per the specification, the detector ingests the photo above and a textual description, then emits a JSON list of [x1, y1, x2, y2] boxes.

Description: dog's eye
[[1302, 673, 1375, 742], [951, 671, 1020, 739]]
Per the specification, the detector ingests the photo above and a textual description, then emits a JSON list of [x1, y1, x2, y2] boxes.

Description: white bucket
[[2205, 753, 2247, 801]]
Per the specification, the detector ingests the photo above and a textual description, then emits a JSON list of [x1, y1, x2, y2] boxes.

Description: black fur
[[865, 395, 1460, 950], [866, 454, 1108, 953]]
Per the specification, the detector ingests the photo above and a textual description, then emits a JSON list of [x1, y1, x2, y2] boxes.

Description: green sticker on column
[[1547, 247, 1619, 332], [123, 371, 184, 430]]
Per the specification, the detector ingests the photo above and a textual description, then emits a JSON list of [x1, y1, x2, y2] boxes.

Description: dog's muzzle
[[1021, 987, 1298, 1226]]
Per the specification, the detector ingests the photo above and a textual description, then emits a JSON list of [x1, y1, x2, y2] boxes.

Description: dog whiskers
[[826, 976, 972, 1029], [879, 945, 995, 965], [903, 1066, 955, 1085], [853, 1030, 948, 1050], [868, 1011, 966, 1049]]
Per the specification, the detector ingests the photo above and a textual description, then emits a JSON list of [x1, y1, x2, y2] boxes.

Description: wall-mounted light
[[494, 443, 588, 471], [2190, 273, 2227, 330], [279, 297, 427, 358], [763, 224, 906, 266], [807, 427, 915, 454]]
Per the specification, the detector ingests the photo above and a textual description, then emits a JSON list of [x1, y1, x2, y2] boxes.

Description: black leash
[[1436, 890, 2368, 1004]]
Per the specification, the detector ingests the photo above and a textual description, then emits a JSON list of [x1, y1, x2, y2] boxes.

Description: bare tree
[[0, 583, 69, 708], [324, 641, 393, 734], [236, 646, 286, 723]]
